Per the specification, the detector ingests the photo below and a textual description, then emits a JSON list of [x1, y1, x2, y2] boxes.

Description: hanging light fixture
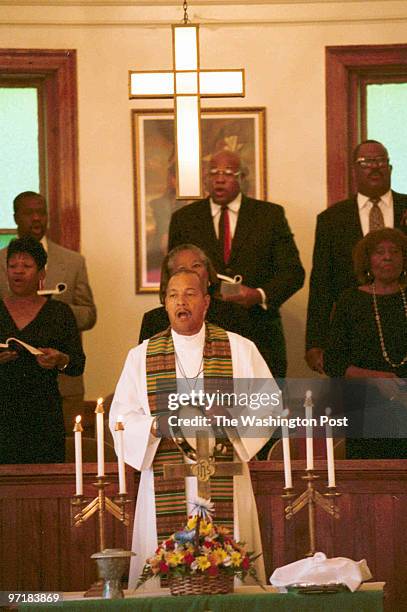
[[129, 1, 245, 199]]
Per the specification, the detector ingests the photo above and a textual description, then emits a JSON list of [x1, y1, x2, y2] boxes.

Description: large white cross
[[129, 24, 245, 199]]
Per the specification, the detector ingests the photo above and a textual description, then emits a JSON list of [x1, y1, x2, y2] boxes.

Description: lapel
[[44, 240, 66, 288], [197, 199, 224, 270], [341, 197, 363, 245], [228, 195, 253, 266], [393, 191, 407, 229]]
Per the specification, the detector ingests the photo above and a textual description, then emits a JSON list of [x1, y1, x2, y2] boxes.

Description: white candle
[[73, 415, 83, 496], [281, 407, 292, 489], [115, 416, 127, 495], [325, 407, 336, 487], [305, 390, 314, 471], [95, 397, 105, 477]]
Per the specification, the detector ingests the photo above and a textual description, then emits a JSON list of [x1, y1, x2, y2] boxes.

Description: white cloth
[[110, 325, 280, 589], [357, 190, 394, 236], [270, 552, 372, 592]]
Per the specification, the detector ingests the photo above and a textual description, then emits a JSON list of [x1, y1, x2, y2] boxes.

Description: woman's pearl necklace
[[372, 283, 407, 369]]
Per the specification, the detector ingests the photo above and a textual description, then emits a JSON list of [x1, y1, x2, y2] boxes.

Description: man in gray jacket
[[0, 191, 97, 432]]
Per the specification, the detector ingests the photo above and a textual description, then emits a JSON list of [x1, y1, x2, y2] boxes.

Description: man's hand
[[222, 285, 262, 309], [305, 347, 324, 374]]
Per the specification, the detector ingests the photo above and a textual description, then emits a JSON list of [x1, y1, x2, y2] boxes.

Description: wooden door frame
[[0, 49, 79, 250], [326, 44, 407, 206]]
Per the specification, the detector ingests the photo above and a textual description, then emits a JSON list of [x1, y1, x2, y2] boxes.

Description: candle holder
[[283, 470, 341, 557], [70, 476, 130, 552]]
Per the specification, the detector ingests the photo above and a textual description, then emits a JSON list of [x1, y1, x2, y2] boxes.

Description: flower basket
[[136, 499, 263, 597], [169, 573, 234, 596]]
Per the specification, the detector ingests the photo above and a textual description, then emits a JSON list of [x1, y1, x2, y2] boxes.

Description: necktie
[[218, 205, 231, 264], [369, 198, 385, 232]]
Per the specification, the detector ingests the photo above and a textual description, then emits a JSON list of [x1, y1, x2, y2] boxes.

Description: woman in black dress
[[0, 237, 85, 463], [324, 228, 407, 457]]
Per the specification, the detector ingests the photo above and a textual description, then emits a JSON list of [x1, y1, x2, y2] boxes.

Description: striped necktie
[[369, 198, 385, 232]]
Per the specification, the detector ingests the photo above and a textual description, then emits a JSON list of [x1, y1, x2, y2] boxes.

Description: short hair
[[13, 191, 47, 214], [7, 236, 48, 271], [164, 269, 208, 298], [352, 140, 389, 163], [159, 244, 218, 304], [353, 228, 407, 284]]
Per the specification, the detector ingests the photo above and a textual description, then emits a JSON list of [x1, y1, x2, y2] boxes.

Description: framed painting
[[132, 106, 267, 292]]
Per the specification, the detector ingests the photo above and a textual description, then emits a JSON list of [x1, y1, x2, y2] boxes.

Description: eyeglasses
[[209, 169, 241, 178], [355, 156, 389, 169]]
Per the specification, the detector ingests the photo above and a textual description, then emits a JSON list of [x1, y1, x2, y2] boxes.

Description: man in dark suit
[[306, 140, 407, 373], [168, 150, 305, 378]]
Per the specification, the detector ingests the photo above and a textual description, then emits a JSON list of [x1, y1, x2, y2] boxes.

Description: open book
[[0, 338, 44, 355]]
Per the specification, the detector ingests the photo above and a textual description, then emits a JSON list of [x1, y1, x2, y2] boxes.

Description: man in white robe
[[110, 271, 280, 589]]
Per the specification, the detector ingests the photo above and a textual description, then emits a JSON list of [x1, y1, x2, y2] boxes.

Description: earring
[[366, 270, 373, 282]]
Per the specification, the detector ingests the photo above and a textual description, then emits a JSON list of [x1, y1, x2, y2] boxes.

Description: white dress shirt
[[210, 193, 242, 239], [357, 190, 394, 236]]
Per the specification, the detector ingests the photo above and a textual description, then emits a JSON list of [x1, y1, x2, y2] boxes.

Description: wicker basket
[[168, 574, 234, 596]]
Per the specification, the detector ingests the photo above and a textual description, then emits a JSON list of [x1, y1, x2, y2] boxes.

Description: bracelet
[[57, 359, 69, 372]]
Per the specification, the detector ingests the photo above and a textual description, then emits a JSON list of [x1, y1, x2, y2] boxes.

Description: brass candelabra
[[71, 476, 130, 551], [283, 470, 340, 557]]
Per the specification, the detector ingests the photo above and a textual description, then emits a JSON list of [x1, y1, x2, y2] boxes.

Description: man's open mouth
[[176, 309, 191, 320]]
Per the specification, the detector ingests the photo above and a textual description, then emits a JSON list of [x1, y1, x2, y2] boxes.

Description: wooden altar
[[251, 459, 407, 612], [1, 460, 406, 611], [0, 463, 136, 593]]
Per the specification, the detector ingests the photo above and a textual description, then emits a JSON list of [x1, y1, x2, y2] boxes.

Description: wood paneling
[[251, 460, 407, 612], [1, 460, 406, 610], [0, 463, 136, 592]]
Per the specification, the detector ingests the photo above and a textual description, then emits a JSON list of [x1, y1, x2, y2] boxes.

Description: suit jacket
[[0, 239, 97, 396], [306, 191, 407, 351], [168, 194, 305, 377]]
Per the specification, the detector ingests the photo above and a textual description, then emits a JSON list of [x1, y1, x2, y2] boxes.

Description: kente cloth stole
[[146, 323, 234, 542]]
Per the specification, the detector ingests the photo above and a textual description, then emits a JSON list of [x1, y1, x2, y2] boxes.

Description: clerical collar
[[171, 324, 205, 346], [210, 192, 242, 217], [357, 190, 392, 210]]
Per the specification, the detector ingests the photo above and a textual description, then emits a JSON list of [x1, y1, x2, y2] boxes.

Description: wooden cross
[[163, 429, 242, 498], [129, 23, 245, 199]]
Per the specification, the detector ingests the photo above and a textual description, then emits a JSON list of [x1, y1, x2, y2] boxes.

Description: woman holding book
[[0, 236, 85, 463]]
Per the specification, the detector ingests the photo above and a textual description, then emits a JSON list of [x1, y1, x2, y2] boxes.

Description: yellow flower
[[166, 551, 184, 567], [187, 516, 197, 530], [196, 555, 211, 571], [210, 548, 228, 565], [230, 551, 242, 567], [199, 520, 213, 536]]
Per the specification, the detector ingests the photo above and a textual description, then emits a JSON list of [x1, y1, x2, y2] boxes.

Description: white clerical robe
[[109, 325, 280, 589]]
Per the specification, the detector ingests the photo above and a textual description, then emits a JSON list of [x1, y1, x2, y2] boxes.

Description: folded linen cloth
[[269, 552, 372, 592]]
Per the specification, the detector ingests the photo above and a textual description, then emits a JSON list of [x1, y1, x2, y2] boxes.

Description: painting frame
[[132, 106, 267, 293]]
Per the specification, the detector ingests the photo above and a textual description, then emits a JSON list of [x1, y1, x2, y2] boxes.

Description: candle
[[95, 397, 105, 477], [305, 390, 314, 471], [325, 407, 336, 487], [281, 407, 292, 489], [73, 415, 83, 496], [115, 416, 127, 495]]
